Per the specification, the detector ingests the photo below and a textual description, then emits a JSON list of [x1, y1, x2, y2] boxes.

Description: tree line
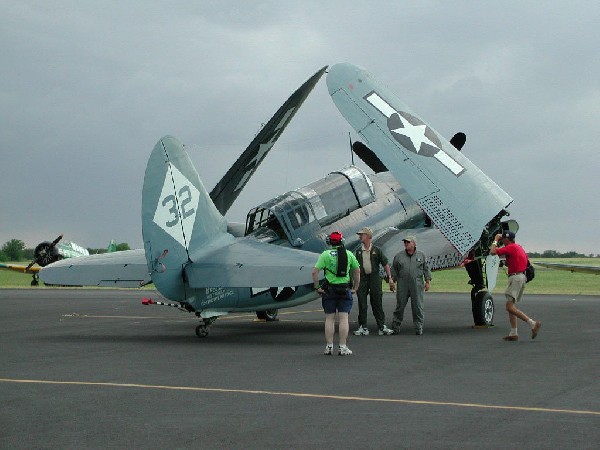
[[0, 239, 131, 262], [526, 250, 598, 258]]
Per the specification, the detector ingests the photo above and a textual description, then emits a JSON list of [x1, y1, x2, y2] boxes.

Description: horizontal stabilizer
[[185, 238, 317, 288], [40, 250, 150, 287], [210, 66, 327, 215], [327, 63, 512, 256]]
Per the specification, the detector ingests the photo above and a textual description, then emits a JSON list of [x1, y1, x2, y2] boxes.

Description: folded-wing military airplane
[[41, 63, 516, 337]]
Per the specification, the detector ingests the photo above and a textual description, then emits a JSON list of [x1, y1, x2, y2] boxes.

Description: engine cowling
[[34, 241, 61, 267]]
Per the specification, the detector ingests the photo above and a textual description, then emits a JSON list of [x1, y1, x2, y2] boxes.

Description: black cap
[[501, 231, 516, 240]]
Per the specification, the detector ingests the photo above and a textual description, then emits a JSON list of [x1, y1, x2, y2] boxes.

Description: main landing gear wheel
[[195, 324, 209, 338], [472, 291, 494, 326], [256, 309, 278, 321]]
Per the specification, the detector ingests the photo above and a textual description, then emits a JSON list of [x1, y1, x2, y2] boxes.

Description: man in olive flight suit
[[353, 227, 395, 336]]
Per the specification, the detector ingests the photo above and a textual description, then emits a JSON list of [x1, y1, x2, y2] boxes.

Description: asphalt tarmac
[[1, 289, 598, 449]]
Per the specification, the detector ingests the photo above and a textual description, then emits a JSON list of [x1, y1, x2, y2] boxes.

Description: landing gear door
[[485, 254, 500, 292]]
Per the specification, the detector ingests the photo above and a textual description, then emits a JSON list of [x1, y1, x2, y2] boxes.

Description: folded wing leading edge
[[327, 63, 512, 256], [209, 66, 327, 215]]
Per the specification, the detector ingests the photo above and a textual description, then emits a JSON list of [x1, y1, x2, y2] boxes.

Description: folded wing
[[327, 63, 512, 256], [210, 66, 327, 215]]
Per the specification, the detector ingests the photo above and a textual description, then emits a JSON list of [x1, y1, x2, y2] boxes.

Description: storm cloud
[[1, 1, 598, 253]]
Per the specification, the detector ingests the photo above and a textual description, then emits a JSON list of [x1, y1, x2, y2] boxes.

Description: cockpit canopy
[[245, 166, 374, 245]]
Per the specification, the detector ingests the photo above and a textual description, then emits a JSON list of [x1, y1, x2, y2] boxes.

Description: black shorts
[[322, 288, 353, 314]]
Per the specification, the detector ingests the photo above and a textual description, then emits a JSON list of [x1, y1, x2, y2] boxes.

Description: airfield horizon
[[1, 258, 598, 295]]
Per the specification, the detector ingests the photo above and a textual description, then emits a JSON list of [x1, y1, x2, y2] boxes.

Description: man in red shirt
[[490, 231, 541, 341]]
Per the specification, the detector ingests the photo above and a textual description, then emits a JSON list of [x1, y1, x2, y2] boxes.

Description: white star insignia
[[391, 115, 438, 153]]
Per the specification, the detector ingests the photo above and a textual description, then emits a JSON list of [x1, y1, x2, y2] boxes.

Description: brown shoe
[[531, 321, 542, 339], [502, 335, 519, 341]]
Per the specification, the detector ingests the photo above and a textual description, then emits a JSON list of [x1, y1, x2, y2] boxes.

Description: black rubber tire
[[472, 291, 494, 326], [195, 325, 209, 338], [256, 309, 278, 321]]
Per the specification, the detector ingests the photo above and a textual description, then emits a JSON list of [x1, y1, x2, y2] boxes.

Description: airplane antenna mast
[[348, 132, 355, 165]]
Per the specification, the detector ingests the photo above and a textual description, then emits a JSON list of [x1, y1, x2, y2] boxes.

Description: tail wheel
[[472, 291, 494, 326], [256, 309, 278, 321], [195, 324, 209, 338]]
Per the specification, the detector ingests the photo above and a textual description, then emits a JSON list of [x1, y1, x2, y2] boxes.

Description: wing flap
[[40, 249, 150, 287], [185, 239, 316, 288]]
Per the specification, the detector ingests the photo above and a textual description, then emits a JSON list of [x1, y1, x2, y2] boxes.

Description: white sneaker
[[379, 325, 394, 336], [353, 325, 369, 336], [338, 345, 353, 356], [324, 344, 333, 355]]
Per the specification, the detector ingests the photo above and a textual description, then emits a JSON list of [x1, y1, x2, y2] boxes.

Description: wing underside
[[375, 227, 463, 271]]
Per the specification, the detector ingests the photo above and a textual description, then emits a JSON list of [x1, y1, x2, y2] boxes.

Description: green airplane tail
[[107, 240, 117, 253], [141, 135, 232, 301]]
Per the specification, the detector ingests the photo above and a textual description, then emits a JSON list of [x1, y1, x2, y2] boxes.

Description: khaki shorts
[[505, 273, 526, 302]]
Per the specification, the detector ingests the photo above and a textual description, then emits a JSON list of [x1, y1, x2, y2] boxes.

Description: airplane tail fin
[[142, 135, 232, 301], [107, 239, 117, 253]]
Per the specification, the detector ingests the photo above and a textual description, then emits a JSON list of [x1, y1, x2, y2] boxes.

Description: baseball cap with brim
[[402, 235, 417, 244], [356, 227, 373, 237], [501, 231, 516, 240]]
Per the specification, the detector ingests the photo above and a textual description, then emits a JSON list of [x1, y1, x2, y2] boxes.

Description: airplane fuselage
[[181, 167, 431, 316]]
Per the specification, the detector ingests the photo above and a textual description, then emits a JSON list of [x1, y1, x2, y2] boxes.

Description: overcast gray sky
[[2, 1, 599, 254]]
